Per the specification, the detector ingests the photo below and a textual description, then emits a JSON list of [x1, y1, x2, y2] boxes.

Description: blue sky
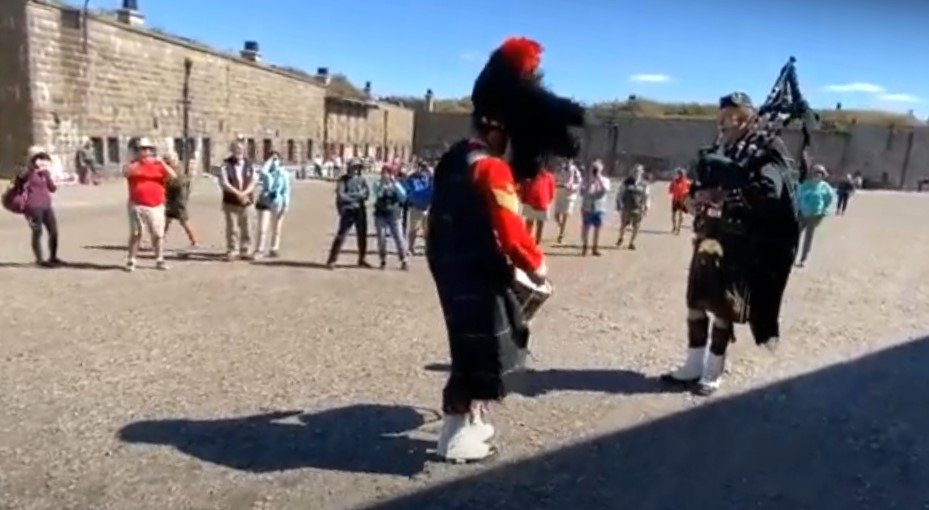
[[103, 0, 925, 117]]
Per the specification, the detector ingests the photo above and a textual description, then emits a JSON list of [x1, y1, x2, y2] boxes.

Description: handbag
[[2, 178, 28, 214]]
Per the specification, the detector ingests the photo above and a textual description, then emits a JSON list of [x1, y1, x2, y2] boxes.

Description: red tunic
[[471, 155, 545, 273]]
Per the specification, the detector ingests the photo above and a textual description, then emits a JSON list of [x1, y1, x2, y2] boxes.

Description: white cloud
[[823, 82, 886, 93], [876, 93, 923, 103], [629, 73, 672, 83]]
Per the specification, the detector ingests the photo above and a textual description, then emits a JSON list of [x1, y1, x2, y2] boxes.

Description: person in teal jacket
[[254, 152, 292, 259], [795, 164, 835, 267]]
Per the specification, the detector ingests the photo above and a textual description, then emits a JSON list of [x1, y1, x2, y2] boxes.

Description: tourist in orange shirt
[[520, 165, 556, 244], [668, 168, 691, 235], [123, 138, 176, 272]]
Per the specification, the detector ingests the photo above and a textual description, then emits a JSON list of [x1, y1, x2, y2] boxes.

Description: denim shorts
[[582, 211, 604, 228]]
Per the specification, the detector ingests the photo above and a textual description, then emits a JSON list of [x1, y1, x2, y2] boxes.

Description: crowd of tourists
[[2, 139, 853, 271]]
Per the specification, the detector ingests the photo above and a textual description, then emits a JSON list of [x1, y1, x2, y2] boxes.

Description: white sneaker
[[762, 337, 780, 353], [661, 347, 706, 383], [436, 414, 494, 463], [471, 413, 495, 443], [696, 353, 725, 396]]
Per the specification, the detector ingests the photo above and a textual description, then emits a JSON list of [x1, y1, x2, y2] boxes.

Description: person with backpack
[[372, 165, 409, 270], [616, 164, 650, 250], [6, 146, 61, 267], [404, 161, 433, 255], [253, 151, 292, 260]]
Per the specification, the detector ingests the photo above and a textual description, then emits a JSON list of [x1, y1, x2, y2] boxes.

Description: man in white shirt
[[553, 159, 583, 244]]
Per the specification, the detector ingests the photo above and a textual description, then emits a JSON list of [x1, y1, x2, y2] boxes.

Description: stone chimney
[[425, 89, 435, 112], [364, 81, 372, 98], [117, 0, 145, 26], [316, 67, 331, 86], [241, 41, 261, 63]]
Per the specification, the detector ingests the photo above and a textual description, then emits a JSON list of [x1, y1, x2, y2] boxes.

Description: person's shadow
[[118, 404, 433, 477], [424, 364, 679, 397]]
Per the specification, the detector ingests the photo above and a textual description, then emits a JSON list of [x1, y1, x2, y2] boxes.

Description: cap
[[719, 92, 753, 109], [136, 137, 156, 149]]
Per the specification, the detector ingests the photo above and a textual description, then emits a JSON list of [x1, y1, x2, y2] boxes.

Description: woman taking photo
[[12, 146, 61, 267]]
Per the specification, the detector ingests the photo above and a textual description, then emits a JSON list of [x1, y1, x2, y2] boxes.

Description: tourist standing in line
[[163, 152, 199, 253], [553, 159, 582, 244], [13, 146, 61, 267], [668, 168, 691, 234], [372, 165, 410, 270], [326, 161, 371, 268], [75, 137, 99, 186], [580, 160, 610, 256], [218, 142, 256, 262], [615, 165, 650, 250], [835, 173, 855, 216], [795, 164, 835, 267], [124, 138, 176, 271], [520, 164, 556, 245], [253, 151, 292, 260], [404, 161, 433, 255]]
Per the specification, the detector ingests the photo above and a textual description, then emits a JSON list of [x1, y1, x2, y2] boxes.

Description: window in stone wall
[[247, 139, 257, 160], [287, 139, 296, 162], [106, 137, 120, 163], [90, 137, 105, 165], [173, 138, 196, 160], [307, 139, 314, 159]]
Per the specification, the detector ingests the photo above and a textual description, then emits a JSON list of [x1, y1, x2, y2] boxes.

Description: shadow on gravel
[[372, 337, 929, 509], [0, 261, 124, 271], [424, 364, 677, 396], [118, 405, 431, 477], [254, 260, 341, 270]]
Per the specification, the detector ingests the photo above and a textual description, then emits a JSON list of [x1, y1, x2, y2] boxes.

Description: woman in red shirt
[[520, 166, 556, 244], [124, 138, 176, 272]]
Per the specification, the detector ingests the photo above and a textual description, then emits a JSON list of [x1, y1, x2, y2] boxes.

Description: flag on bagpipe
[[755, 57, 820, 181]]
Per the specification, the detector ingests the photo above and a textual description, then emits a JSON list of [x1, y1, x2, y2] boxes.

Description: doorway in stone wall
[[202, 138, 212, 173], [263, 139, 273, 161]]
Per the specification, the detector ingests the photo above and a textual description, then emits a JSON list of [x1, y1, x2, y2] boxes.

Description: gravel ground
[[0, 181, 927, 510]]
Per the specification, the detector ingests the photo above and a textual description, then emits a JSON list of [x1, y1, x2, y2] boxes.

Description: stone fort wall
[[414, 113, 929, 189], [0, 0, 414, 177], [0, 1, 34, 173]]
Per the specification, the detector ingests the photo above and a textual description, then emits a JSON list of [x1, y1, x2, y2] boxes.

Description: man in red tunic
[[427, 37, 585, 462]]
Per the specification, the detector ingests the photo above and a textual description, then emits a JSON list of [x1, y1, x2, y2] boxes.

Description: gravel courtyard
[[1, 179, 927, 510]]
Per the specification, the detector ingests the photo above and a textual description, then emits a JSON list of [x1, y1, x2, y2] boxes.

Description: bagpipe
[[694, 57, 819, 194]]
